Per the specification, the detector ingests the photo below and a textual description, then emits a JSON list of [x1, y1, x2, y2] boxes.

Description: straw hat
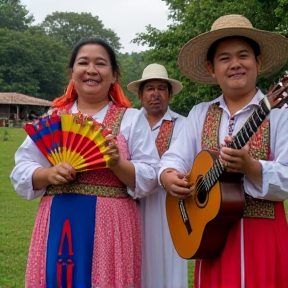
[[127, 63, 183, 95], [178, 14, 288, 84]]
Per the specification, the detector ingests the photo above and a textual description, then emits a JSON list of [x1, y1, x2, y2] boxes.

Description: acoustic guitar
[[166, 73, 288, 260]]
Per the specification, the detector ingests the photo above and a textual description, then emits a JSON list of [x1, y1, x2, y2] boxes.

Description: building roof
[[0, 92, 53, 106]]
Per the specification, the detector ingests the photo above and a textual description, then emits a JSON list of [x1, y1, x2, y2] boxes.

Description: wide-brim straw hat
[[127, 63, 183, 95], [178, 14, 288, 84]]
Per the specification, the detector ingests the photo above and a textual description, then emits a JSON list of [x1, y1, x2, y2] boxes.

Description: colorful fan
[[24, 114, 113, 172]]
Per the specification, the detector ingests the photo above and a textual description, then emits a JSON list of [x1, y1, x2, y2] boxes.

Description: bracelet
[[160, 168, 176, 189]]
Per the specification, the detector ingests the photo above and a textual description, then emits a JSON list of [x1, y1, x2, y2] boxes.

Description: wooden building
[[0, 92, 53, 120]]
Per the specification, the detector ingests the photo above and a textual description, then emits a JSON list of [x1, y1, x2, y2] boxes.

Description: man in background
[[128, 63, 188, 288]]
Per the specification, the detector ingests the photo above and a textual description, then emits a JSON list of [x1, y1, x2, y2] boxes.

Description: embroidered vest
[[202, 103, 275, 219], [155, 119, 176, 157], [46, 102, 128, 197]]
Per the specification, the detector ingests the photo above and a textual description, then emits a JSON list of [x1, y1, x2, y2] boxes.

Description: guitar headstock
[[267, 72, 288, 109]]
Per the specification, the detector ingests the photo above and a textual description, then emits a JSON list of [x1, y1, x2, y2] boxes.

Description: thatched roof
[[0, 92, 53, 106]]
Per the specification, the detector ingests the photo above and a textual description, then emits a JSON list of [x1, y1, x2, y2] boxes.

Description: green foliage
[[2, 129, 10, 141], [118, 51, 152, 107], [40, 12, 121, 52], [0, 28, 69, 100], [133, 0, 288, 114], [1, 0, 288, 112], [274, 0, 288, 37], [0, 0, 34, 31]]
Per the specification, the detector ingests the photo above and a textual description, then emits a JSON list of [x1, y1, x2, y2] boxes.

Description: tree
[[118, 51, 150, 107], [40, 12, 121, 52], [0, 28, 69, 100], [0, 0, 34, 31], [133, 0, 288, 115]]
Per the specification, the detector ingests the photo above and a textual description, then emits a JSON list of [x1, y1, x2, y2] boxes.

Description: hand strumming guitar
[[220, 135, 262, 185], [160, 168, 194, 199]]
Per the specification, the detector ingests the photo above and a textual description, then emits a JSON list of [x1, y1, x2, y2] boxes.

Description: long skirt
[[25, 194, 141, 288], [194, 202, 288, 288]]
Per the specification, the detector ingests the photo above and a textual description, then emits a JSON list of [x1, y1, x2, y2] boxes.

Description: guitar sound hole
[[196, 178, 208, 205]]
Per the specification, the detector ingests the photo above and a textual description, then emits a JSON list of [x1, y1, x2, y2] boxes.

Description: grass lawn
[[0, 128, 39, 287], [0, 127, 287, 288]]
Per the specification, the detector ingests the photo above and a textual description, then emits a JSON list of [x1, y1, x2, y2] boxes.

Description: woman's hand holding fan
[[47, 163, 76, 185], [105, 134, 121, 167], [24, 113, 114, 172]]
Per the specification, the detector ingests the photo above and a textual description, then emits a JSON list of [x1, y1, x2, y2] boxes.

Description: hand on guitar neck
[[219, 135, 262, 185], [160, 168, 194, 199]]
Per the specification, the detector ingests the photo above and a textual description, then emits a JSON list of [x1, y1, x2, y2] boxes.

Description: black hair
[[206, 36, 261, 63], [138, 80, 173, 95], [68, 37, 121, 80]]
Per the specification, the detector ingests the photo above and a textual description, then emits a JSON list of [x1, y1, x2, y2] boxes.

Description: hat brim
[[178, 27, 288, 84], [127, 76, 183, 95]]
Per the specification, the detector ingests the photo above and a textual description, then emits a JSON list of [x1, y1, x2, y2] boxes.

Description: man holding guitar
[[128, 64, 188, 288], [160, 14, 288, 288]]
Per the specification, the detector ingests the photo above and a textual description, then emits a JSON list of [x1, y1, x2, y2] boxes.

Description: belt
[[243, 194, 275, 219], [45, 182, 129, 198]]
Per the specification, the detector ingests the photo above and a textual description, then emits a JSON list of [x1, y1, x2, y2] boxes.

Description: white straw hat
[[178, 14, 288, 84], [127, 63, 183, 95]]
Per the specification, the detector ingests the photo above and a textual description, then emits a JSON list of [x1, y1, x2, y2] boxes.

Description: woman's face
[[71, 43, 116, 102]]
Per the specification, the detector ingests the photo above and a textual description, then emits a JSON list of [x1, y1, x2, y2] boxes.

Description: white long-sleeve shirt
[[140, 106, 186, 196], [159, 90, 288, 201], [140, 106, 186, 142], [140, 106, 188, 288], [11, 102, 159, 200]]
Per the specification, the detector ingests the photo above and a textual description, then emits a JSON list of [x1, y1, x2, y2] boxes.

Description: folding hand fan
[[24, 114, 113, 172]]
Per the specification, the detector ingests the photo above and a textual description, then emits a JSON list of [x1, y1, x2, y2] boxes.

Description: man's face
[[207, 37, 261, 98], [139, 80, 172, 117]]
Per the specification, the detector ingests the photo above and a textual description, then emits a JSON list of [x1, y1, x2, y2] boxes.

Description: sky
[[21, 0, 171, 53]]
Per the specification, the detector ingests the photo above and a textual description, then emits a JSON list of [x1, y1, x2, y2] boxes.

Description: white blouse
[[159, 90, 288, 201], [10, 102, 159, 200]]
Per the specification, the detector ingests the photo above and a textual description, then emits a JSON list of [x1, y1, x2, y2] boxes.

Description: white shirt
[[10, 102, 159, 200], [141, 106, 186, 145], [159, 90, 288, 201], [140, 106, 186, 193], [140, 106, 188, 288]]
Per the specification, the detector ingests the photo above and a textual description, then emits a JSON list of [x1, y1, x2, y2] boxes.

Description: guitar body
[[166, 150, 245, 259]]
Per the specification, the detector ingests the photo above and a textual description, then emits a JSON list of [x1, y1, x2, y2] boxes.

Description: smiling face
[[71, 43, 116, 103], [206, 37, 262, 100], [139, 79, 172, 118]]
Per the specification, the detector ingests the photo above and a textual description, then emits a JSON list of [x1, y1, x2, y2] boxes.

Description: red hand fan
[[24, 114, 113, 172]]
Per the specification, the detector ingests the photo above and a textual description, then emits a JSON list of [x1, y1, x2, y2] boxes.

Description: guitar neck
[[204, 96, 271, 191], [228, 96, 271, 149]]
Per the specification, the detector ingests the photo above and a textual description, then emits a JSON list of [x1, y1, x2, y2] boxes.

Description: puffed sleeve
[[120, 108, 159, 198], [10, 136, 52, 200], [244, 108, 288, 201], [158, 104, 205, 182]]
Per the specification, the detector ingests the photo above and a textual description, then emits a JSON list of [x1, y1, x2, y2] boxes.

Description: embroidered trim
[[155, 119, 176, 157], [202, 103, 274, 219], [45, 182, 129, 198], [54, 102, 126, 137], [57, 219, 74, 288], [201, 103, 222, 152], [243, 194, 275, 219]]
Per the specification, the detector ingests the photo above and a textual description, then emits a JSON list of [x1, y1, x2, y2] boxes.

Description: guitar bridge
[[178, 200, 192, 235]]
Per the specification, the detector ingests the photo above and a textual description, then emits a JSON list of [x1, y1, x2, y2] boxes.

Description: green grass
[[0, 127, 287, 287], [0, 128, 39, 287]]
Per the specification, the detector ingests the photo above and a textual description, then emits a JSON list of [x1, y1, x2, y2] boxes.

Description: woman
[[160, 14, 288, 288], [10, 37, 159, 288]]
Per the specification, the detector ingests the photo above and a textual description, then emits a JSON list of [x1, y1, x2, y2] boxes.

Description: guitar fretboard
[[202, 96, 271, 192]]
